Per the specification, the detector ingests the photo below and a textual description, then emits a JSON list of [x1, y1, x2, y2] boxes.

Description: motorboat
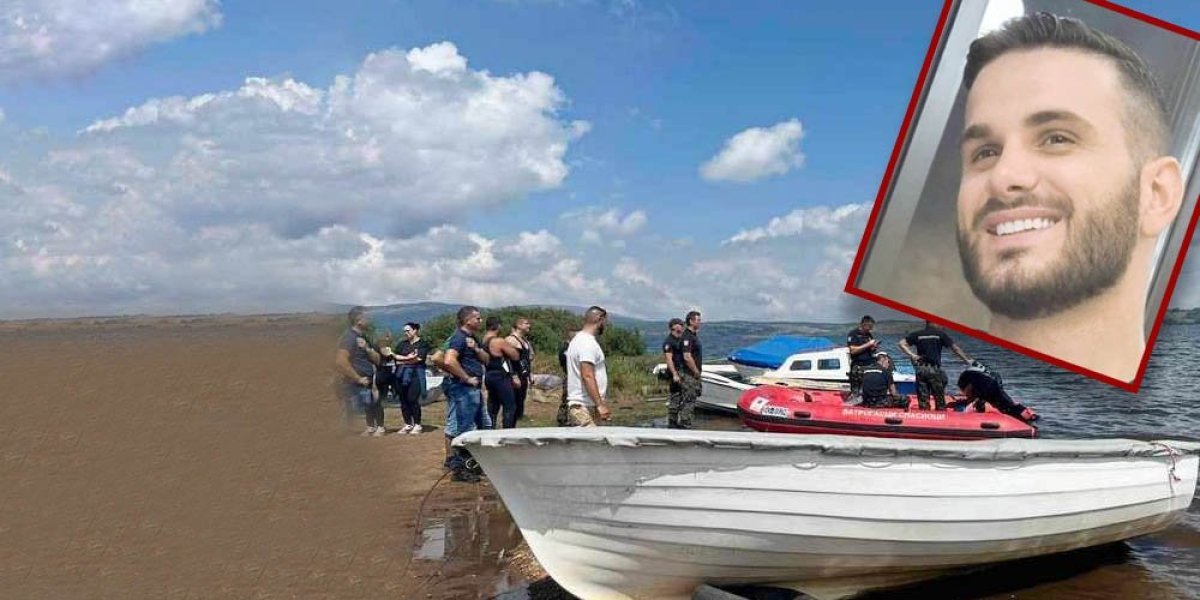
[[650, 334, 918, 413], [455, 427, 1199, 600], [729, 335, 917, 394], [739, 384, 1036, 440], [649, 363, 757, 413]]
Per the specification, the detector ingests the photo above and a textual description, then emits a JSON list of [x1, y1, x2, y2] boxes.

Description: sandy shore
[[0, 314, 574, 599]]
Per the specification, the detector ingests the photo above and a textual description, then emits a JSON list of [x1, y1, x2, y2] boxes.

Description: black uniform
[[956, 367, 1036, 422], [674, 329, 702, 429], [904, 326, 955, 410], [847, 327, 875, 397], [859, 361, 896, 408], [663, 334, 690, 428]]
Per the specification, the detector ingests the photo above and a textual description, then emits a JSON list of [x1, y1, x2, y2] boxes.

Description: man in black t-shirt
[[677, 311, 703, 429], [847, 315, 879, 399], [662, 318, 688, 429], [859, 352, 901, 409], [898, 320, 972, 410], [334, 306, 383, 435], [954, 364, 1039, 424]]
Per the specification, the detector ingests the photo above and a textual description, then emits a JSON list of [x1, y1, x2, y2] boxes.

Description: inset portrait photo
[[848, 0, 1200, 390]]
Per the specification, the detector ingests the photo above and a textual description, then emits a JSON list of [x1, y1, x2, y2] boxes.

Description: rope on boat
[[1150, 443, 1182, 496]]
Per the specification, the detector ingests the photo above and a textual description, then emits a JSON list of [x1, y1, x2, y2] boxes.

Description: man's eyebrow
[[1025, 109, 1092, 130], [961, 110, 1095, 146], [961, 123, 991, 146]]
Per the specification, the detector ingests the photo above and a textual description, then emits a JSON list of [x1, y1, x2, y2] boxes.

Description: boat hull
[[739, 385, 1036, 440], [456, 428, 1198, 600]]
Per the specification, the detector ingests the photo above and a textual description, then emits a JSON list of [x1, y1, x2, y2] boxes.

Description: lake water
[[439, 324, 1200, 599], [702, 323, 1200, 599]]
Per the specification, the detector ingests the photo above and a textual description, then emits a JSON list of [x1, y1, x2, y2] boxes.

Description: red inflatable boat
[[738, 385, 1036, 440]]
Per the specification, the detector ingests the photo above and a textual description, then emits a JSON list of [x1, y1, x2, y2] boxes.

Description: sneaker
[[400, 424, 413, 434], [372, 426, 386, 436], [409, 424, 423, 435]]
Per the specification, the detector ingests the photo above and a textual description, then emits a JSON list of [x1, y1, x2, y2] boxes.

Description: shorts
[[567, 404, 596, 427]]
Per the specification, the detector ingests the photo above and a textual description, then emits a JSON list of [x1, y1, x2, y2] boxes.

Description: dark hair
[[486, 316, 503, 332], [668, 318, 685, 329], [405, 322, 420, 332], [584, 306, 607, 324], [963, 12, 1168, 158], [456, 305, 480, 325], [348, 306, 367, 326], [860, 315, 875, 324], [685, 310, 701, 325]]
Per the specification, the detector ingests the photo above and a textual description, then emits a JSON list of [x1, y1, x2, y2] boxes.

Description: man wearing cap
[[847, 315, 879, 399], [662, 318, 689, 429], [858, 352, 902, 409]]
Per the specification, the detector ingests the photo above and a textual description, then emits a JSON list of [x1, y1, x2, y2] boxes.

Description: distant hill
[[1164, 307, 1200, 325], [345, 301, 925, 360]]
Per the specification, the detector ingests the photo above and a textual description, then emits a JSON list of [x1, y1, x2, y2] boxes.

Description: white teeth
[[996, 217, 1055, 236]]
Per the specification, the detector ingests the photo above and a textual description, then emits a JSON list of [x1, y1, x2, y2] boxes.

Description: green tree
[[422, 306, 644, 357]]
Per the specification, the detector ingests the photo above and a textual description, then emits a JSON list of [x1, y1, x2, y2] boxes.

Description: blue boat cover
[[728, 336, 837, 369]]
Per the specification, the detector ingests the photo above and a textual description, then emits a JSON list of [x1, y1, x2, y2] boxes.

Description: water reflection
[[412, 498, 530, 599], [453, 326, 1200, 598]]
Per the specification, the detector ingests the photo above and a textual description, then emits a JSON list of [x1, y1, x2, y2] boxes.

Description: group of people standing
[[659, 311, 704, 429], [845, 315, 1037, 422], [334, 307, 432, 437]]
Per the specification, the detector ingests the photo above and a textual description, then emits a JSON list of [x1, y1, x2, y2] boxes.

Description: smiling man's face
[[956, 48, 1143, 319]]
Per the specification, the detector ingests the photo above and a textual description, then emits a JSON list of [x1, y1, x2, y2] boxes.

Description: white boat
[[650, 363, 757, 413], [731, 338, 918, 394], [455, 427, 1199, 600]]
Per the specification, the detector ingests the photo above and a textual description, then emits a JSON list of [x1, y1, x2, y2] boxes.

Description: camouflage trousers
[[915, 363, 949, 410], [669, 371, 701, 429]]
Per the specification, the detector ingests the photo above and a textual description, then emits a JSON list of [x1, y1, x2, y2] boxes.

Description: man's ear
[[1139, 156, 1184, 238]]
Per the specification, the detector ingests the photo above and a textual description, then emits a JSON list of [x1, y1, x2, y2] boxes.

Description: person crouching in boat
[[858, 352, 904, 409], [952, 362, 1040, 423]]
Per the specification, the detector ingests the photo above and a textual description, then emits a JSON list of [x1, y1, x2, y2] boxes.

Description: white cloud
[[67, 41, 586, 239], [726, 203, 869, 244], [0, 0, 221, 81], [324, 226, 609, 310], [0, 41, 592, 317], [508, 229, 562, 258], [561, 206, 647, 245], [700, 118, 805, 183]]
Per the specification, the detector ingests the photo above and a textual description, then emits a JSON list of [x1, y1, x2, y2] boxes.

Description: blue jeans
[[444, 381, 483, 439]]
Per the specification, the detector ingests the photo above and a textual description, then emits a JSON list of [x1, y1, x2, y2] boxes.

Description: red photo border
[[844, 0, 1200, 392]]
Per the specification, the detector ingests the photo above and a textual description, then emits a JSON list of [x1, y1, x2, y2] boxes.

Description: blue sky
[[1, 0, 1197, 320]]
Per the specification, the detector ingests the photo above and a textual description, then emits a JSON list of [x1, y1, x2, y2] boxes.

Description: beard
[[957, 177, 1140, 320]]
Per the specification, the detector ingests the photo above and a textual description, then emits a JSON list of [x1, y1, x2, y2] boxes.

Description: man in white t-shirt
[[565, 306, 611, 427]]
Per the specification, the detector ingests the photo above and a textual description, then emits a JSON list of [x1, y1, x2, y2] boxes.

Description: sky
[[0, 0, 1198, 321]]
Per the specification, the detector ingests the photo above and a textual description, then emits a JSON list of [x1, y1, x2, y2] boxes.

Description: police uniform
[[859, 360, 896, 408], [904, 325, 955, 410], [677, 329, 703, 429], [663, 333, 689, 428], [846, 326, 875, 397], [956, 366, 1037, 422]]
